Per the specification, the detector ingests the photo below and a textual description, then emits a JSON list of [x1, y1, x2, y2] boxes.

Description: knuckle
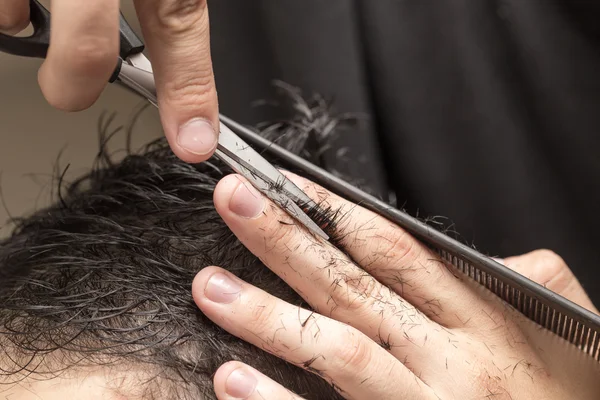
[[376, 227, 418, 267], [532, 249, 574, 293], [268, 226, 295, 249], [331, 329, 374, 374], [267, 221, 299, 252], [162, 72, 216, 110], [64, 36, 118, 77], [156, 0, 208, 36], [352, 275, 381, 299], [474, 364, 509, 397], [336, 274, 383, 313], [248, 300, 277, 331], [534, 249, 567, 272]]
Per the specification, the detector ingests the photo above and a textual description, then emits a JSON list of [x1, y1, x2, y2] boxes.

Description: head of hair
[[0, 86, 358, 399]]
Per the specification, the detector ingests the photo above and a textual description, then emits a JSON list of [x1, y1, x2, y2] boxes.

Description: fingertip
[[170, 147, 216, 164], [164, 117, 218, 163], [214, 174, 267, 220], [213, 360, 245, 391], [192, 266, 223, 306], [214, 362, 259, 400], [213, 174, 245, 213], [38, 60, 102, 112], [37, 0, 120, 112], [177, 117, 218, 156]]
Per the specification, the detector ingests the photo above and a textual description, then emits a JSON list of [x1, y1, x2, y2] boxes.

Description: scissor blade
[[117, 62, 158, 107], [218, 124, 317, 207], [115, 63, 327, 240], [217, 126, 329, 240], [126, 53, 153, 74]]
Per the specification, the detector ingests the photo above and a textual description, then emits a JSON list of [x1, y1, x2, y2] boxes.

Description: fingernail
[[205, 273, 242, 304], [226, 368, 258, 398], [177, 118, 217, 155], [229, 182, 265, 218], [492, 257, 505, 265]]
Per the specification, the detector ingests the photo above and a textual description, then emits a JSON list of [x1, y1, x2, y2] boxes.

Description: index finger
[[134, 0, 218, 163]]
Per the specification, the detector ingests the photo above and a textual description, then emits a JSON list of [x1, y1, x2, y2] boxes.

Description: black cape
[[209, 0, 600, 306]]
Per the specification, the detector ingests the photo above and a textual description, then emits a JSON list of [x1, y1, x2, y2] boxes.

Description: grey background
[[0, 1, 161, 236]]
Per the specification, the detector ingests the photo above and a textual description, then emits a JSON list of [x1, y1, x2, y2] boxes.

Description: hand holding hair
[[194, 172, 600, 400]]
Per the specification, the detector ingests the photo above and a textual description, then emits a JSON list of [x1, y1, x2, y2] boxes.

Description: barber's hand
[[0, 0, 218, 163], [194, 173, 600, 399]]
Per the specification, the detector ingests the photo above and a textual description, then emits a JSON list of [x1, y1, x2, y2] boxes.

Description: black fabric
[[209, 0, 600, 306]]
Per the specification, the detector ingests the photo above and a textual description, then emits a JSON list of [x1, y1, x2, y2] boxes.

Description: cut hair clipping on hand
[[221, 97, 600, 363]]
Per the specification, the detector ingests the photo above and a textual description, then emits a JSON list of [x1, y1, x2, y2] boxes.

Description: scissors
[[0, 0, 328, 241]]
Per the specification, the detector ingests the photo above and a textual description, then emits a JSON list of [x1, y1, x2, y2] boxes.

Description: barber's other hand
[[194, 173, 600, 400], [0, 0, 218, 163]]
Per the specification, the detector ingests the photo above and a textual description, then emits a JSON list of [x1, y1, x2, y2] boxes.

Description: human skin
[[1, 373, 123, 400], [2, 173, 599, 399], [0, 0, 219, 163], [3, 3, 598, 398], [195, 172, 600, 400]]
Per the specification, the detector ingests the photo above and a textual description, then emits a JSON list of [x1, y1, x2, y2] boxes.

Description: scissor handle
[[0, 0, 145, 60]]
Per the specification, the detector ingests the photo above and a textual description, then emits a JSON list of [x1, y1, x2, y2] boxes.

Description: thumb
[[497, 250, 598, 314]]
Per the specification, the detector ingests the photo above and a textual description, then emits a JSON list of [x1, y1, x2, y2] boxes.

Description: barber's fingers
[[134, 0, 218, 163], [0, 0, 29, 34], [499, 250, 599, 313], [213, 175, 453, 376], [38, 0, 120, 111], [193, 267, 437, 400], [34, 0, 218, 163], [213, 361, 306, 400], [283, 172, 503, 327], [214, 170, 490, 329]]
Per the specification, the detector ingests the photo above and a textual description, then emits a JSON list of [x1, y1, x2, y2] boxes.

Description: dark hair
[[0, 87, 358, 399]]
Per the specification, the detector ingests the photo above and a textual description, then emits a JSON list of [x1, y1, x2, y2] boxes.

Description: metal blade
[[217, 125, 318, 207], [126, 52, 153, 74], [115, 63, 328, 240], [216, 131, 329, 240]]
